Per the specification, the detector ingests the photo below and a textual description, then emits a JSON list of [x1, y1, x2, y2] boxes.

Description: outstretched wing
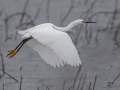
[[28, 25, 81, 67], [26, 39, 64, 67], [19, 24, 81, 67]]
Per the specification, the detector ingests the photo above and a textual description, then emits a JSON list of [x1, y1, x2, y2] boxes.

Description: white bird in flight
[[7, 19, 95, 67]]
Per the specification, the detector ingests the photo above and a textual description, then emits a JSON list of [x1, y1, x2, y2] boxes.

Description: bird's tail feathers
[[18, 30, 26, 35]]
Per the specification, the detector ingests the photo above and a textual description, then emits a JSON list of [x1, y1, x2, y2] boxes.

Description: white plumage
[[17, 19, 95, 67], [18, 23, 80, 67]]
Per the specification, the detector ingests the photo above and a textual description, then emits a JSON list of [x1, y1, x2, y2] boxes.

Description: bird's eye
[[82, 20, 85, 23]]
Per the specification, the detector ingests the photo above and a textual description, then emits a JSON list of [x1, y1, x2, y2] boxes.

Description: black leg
[[16, 39, 28, 52], [14, 40, 26, 50], [7, 37, 33, 58], [16, 37, 33, 52]]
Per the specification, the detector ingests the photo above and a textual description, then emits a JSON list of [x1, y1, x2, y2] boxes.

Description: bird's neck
[[53, 20, 79, 32]]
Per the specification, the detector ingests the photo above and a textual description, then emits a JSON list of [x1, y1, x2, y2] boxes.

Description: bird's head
[[76, 19, 96, 24]]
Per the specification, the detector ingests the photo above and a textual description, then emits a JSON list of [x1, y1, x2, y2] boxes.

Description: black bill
[[85, 21, 96, 23]]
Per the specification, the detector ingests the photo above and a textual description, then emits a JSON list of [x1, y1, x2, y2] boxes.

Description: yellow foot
[[7, 50, 17, 58]]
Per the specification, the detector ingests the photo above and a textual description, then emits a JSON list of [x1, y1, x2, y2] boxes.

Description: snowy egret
[[7, 19, 95, 67]]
